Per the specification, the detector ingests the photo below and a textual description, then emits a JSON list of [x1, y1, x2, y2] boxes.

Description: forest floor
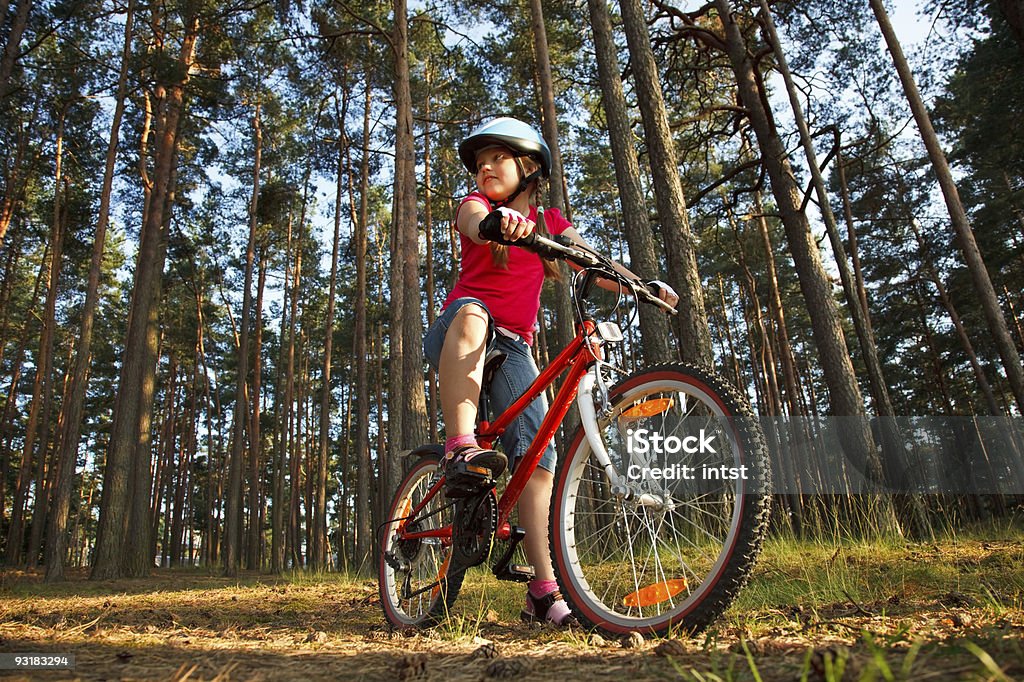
[[1, 523, 1022, 681]]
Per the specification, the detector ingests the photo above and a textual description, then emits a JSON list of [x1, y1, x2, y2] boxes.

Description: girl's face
[[474, 146, 522, 201]]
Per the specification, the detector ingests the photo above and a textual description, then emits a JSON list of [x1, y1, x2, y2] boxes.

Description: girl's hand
[[497, 207, 534, 242], [648, 279, 679, 307]]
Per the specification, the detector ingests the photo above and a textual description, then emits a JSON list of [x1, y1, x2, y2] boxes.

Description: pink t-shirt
[[444, 192, 571, 346]]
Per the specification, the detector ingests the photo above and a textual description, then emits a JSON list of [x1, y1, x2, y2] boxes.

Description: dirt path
[[1, 538, 1022, 681]]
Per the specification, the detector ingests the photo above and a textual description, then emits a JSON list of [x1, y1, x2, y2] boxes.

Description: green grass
[[1, 525, 1022, 681]]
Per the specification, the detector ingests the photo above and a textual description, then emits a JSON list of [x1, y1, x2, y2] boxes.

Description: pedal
[[492, 525, 535, 582], [497, 563, 535, 582], [444, 461, 496, 498]]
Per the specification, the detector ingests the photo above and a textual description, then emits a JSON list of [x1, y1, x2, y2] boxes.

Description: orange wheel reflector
[[619, 398, 674, 421], [430, 553, 452, 601], [622, 578, 688, 608], [397, 497, 413, 532]]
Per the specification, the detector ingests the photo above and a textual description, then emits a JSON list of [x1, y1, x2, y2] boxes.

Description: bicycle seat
[[481, 348, 507, 393]]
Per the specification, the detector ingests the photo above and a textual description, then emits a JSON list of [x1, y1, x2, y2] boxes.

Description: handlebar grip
[[477, 209, 540, 248], [477, 210, 514, 245]]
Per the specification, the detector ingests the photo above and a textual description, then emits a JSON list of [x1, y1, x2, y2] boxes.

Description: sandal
[[521, 588, 578, 626]]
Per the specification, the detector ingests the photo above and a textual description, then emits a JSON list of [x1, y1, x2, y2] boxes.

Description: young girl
[[423, 117, 678, 626]]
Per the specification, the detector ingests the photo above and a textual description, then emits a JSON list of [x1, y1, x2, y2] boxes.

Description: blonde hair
[[489, 157, 562, 280]]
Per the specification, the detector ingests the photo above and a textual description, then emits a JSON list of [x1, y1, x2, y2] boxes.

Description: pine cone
[[622, 631, 645, 648], [396, 654, 428, 681], [654, 639, 687, 657], [485, 658, 529, 678], [472, 642, 500, 659]]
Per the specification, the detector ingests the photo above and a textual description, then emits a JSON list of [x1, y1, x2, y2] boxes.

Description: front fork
[[576, 367, 674, 510]]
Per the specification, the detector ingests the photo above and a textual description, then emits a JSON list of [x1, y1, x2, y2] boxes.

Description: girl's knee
[[446, 304, 489, 344], [453, 302, 489, 324]]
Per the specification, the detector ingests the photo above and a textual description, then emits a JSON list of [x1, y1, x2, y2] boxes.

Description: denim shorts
[[424, 297, 557, 473]]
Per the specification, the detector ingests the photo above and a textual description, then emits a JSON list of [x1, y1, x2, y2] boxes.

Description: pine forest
[[1, 0, 1023, 676]]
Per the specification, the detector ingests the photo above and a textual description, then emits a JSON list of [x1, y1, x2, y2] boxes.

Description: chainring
[[451, 488, 498, 570]]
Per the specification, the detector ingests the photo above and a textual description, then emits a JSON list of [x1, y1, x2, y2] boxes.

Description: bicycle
[[378, 230, 771, 636]]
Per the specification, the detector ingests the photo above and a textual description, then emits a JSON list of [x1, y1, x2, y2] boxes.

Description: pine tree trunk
[[44, 0, 134, 581], [270, 214, 291, 573], [27, 138, 68, 569], [388, 0, 428, 498], [998, 0, 1024, 55], [0, 0, 31, 106], [869, 0, 1024, 414], [287, 203, 305, 570], [423, 65, 439, 444], [715, 0, 897, 531], [619, 0, 712, 367], [6, 111, 65, 567], [246, 247, 266, 570], [93, 14, 200, 579], [312, 93, 347, 572], [354, 67, 373, 572], [0, 111, 33, 251], [528, 0, 584, 459], [125, 160, 176, 577], [171, 370, 195, 566], [225, 101, 262, 577], [587, 0, 673, 364]]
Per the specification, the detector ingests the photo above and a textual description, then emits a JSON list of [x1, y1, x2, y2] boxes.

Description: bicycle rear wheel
[[379, 454, 463, 627], [551, 363, 770, 636]]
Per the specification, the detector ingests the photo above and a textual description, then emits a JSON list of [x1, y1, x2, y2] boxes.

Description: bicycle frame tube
[[478, 321, 600, 529], [394, 321, 600, 545]]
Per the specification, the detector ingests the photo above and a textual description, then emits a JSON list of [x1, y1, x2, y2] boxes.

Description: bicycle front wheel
[[379, 454, 463, 627], [551, 363, 770, 636]]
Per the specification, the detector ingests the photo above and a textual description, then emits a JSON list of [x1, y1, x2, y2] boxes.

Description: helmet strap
[[492, 163, 543, 209]]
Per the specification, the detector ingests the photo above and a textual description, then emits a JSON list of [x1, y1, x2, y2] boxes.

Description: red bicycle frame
[[397, 319, 602, 545]]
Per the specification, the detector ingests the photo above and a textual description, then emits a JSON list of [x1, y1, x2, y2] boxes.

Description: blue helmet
[[458, 117, 552, 178]]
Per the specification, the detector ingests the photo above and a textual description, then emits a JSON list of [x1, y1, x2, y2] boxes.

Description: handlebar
[[522, 233, 679, 316], [476, 208, 677, 315]]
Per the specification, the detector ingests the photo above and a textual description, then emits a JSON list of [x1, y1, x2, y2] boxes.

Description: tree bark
[[587, 0, 674, 364], [0, 0, 31, 104], [997, 0, 1024, 55], [528, 0, 583, 458], [225, 100, 262, 577], [271, 211, 293, 574], [246, 241, 267, 569], [5, 107, 65, 567], [44, 0, 134, 581], [354, 64, 373, 572], [388, 0, 428, 497], [312, 91, 347, 572], [93, 13, 200, 579], [619, 0, 713, 367]]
